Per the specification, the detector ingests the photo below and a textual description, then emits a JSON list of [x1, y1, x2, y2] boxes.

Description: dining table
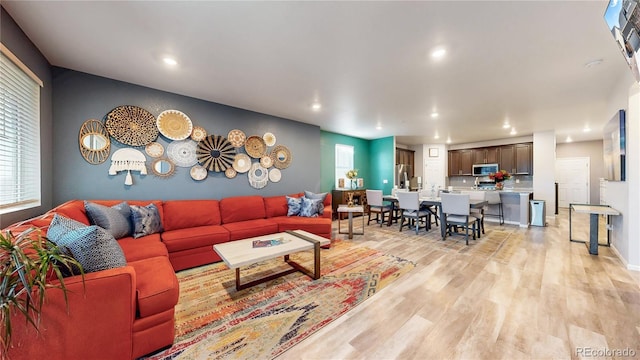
[[383, 195, 489, 238]]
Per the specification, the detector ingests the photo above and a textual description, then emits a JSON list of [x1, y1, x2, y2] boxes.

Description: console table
[[569, 203, 620, 255], [331, 188, 367, 220]]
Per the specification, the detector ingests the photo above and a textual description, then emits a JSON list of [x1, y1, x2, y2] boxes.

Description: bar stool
[[484, 191, 504, 225]]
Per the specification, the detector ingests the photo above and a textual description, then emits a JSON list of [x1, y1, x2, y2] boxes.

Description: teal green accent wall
[[369, 136, 395, 195], [320, 131, 395, 195], [320, 131, 371, 193]]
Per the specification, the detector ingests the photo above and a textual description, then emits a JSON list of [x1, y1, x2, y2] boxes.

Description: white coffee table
[[213, 230, 330, 290]]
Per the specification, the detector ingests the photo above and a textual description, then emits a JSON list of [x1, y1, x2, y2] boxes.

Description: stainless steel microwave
[[472, 163, 499, 176]]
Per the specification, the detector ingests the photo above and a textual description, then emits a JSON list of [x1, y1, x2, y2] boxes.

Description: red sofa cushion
[[118, 234, 168, 262], [161, 225, 229, 252], [264, 193, 303, 218], [163, 200, 221, 230], [222, 219, 278, 240], [271, 216, 332, 235], [128, 256, 179, 318], [219, 196, 266, 224]]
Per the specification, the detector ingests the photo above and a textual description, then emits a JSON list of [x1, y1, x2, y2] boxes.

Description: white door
[[556, 157, 590, 208]]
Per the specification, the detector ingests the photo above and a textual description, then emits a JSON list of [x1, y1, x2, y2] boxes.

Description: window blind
[[0, 50, 41, 213], [335, 144, 354, 188]]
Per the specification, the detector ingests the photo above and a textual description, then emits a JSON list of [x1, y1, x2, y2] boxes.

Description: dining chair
[[483, 191, 504, 225], [467, 191, 485, 237], [365, 189, 392, 227], [418, 190, 440, 227], [396, 191, 431, 235], [440, 193, 477, 245]]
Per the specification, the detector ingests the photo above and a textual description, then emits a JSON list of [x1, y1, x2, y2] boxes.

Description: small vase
[[350, 179, 356, 189], [495, 182, 504, 190]]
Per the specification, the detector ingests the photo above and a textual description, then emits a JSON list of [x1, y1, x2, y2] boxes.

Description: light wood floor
[[281, 209, 640, 359]]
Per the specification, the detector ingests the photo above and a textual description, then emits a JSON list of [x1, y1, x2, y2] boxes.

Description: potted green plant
[[0, 227, 83, 358]]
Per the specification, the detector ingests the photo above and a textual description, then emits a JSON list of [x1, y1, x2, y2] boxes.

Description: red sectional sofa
[[5, 192, 332, 359]]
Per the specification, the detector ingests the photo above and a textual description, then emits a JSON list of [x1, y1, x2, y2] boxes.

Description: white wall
[[604, 75, 639, 271], [533, 131, 556, 217]]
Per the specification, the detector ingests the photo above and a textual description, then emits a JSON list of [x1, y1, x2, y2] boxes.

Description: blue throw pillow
[[299, 197, 322, 217], [130, 203, 163, 238], [304, 191, 327, 215], [47, 214, 126, 274], [286, 196, 302, 216], [84, 201, 132, 239]]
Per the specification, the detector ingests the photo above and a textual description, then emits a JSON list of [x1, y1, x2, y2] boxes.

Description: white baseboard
[[610, 244, 640, 272]]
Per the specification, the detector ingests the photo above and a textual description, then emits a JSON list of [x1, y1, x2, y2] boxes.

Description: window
[[0, 45, 42, 214], [335, 144, 354, 188]]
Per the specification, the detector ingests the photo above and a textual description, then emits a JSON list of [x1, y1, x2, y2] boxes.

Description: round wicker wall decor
[[105, 105, 158, 146], [197, 135, 236, 172]]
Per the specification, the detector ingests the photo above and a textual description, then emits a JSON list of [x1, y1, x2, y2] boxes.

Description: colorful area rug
[[144, 240, 415, 360]]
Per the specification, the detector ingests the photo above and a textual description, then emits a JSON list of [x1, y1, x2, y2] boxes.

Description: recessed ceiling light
[[583, 126, 591, 132], [431, 112, 439, 118], [503, 122, 511, 129], [566, 136, 573, 143], [434, 133, 440, 139], [446, 137, 452, 144], [431, 47, 446, 59], [311, 102, 321, 111], [510, 127, 517, 135], [162, 57, 178, 66], [376, 125, 382, 130]]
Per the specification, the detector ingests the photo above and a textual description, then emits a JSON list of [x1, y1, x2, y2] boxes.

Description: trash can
[[530, 200, 546, 227]]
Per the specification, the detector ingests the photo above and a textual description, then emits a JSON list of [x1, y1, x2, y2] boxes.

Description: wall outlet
[[516, 179, 520, 183], [383, 179, 388, 184]]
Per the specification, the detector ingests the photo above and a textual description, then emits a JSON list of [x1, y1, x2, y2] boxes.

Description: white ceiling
[[2, 1, 634, 145]]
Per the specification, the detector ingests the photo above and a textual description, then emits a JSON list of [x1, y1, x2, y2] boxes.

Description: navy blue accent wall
[[0, 7, 54, 228], [51, 68, 321, 205]]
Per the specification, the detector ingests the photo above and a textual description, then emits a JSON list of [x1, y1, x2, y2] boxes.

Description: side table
[[337, 205, 364, 239]]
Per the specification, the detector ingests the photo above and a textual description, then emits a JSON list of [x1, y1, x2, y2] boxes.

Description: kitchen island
[[458, 189, 533, 227]]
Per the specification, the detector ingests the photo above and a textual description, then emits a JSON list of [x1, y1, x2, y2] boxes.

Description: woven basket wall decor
[[105, 105, 158, 146]]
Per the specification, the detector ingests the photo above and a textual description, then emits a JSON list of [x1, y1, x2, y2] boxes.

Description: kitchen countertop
[[452, 187, 533, 194]]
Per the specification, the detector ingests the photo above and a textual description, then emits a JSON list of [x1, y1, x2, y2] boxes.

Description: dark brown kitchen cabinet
[[395, 147, 415, 178], [448, 150, 461, 176], [473, 147, 499, 164], [459, 149, 473, 175], [515, 143, 533, 175], [499, 145, 515, 173]]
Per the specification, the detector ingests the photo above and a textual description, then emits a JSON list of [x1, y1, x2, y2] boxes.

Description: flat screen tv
[[603, 109, 626, 181], [604, 0, 640, 83]]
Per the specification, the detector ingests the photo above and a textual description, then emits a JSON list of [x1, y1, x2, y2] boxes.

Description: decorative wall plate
[[105, 105, 158, 146], [259, 155, 273, 168], [145, 142, 164, 158], [191, 126, 207, 141], [196, 135, 236, 172], [157, 110, 193, 140], [190, 165, 208, 181], [227, 129, 246, 147], [232, 153, 251, 173], [270, 144, 292, 169], [225, 168, 237, 179], [167, 139, 198, 167], [248, 162, 268, 189], [268, 168, 281, 183], [263, 132, 276, 146], [245, 135, 267, 158]]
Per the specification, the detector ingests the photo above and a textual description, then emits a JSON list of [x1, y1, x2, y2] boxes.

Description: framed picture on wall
[[357, 178, 364, 188], [429, 148, 439, 157]]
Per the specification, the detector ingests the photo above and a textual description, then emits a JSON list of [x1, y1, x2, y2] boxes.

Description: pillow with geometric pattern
[[286, 196, 302, 216], [46, 214, 126, 274]]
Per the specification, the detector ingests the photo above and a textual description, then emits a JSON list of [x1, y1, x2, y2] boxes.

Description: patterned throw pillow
[[84, 201, 132, 239], [286, 196, 302, 216], [47, 214, 126, 274], [130, 203, 163, 238], [299, 197, 322, 217], [304, 191, 327, 215]]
